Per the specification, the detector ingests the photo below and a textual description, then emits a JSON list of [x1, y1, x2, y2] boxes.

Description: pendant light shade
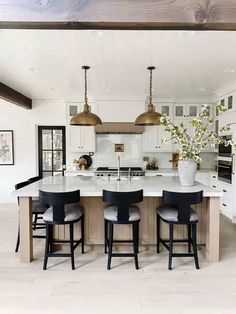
[[135, 66, 161, 126], [70, 66, 102, 126]]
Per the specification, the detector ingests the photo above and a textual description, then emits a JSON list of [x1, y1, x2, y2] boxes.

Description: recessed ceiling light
[[29, 67, 39, 72], [197, 87, 205, 92], [98, 31, 104, 36], [224, 68, 235, 73], [104, 88, 110, 92]]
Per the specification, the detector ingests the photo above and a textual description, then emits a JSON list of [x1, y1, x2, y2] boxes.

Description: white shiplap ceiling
[[0, 30, 236, 101]]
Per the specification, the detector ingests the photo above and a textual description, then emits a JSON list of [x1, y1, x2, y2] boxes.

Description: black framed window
[[38, 126, 66, 178]]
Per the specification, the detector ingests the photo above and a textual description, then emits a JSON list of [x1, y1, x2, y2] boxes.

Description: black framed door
[[38, 126, 66, 178]]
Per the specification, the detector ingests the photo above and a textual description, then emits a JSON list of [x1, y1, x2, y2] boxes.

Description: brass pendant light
[[70, 66, 102, 126], [135, 66, 161, 126]]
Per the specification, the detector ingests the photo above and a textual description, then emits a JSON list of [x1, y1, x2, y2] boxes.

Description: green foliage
[[160, 103, 234, 162]]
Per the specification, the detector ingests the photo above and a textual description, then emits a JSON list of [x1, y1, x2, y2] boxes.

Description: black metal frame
[[39, 190, 84, 270], [103, 189, 143, 270], [156, 190, 203, 270], [38, 126, 66, 178]]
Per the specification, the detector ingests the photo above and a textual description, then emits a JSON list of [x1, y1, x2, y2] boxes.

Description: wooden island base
[[53, 196, 220, 263]]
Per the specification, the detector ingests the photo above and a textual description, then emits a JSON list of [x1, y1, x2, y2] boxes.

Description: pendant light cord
[[84, 67, 88, 104], [149, 68, 152, 104]]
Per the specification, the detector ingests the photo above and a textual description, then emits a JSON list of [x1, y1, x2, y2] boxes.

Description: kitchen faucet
[[117, 155, 121, 181]]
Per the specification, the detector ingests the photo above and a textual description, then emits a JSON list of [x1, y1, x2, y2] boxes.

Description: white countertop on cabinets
[[13, 175, 222, 198], [64, 168, 96, 174], [145, 168, 216, 174]]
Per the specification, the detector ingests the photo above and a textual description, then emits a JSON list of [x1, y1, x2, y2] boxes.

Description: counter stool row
[[15, 178, 203, 271]]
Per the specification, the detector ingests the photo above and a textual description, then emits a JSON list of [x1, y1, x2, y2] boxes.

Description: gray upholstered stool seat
[[43, 203, 84, 222], [32, 200, 49, 213], [157, 206, 198, 223], [104, 205, 140, 222]]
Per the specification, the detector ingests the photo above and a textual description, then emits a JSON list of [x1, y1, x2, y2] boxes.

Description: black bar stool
[[15, 180, 48, 253], [39, 189, 84, 270], [103, 189, 143, 270], [156, 190, 203, 270], [28, 176, 47, 232]]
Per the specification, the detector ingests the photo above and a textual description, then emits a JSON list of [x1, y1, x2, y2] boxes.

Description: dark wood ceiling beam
[[0, 82, 32, 109], [1, 0, 236, 30]]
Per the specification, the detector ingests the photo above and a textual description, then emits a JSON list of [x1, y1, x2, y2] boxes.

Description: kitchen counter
[[14, 176, 221, 264], [145, 168, 216, 174], [13, 175, 221, 198]]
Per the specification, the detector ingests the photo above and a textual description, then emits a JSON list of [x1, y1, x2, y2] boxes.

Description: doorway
[[38, 126, 66, 178]]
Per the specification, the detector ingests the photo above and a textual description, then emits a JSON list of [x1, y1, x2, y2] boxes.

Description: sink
[[99, 176, 140, 181]]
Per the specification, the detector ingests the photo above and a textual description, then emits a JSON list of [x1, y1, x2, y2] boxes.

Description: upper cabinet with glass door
[[215, 95, 234, 117], [173, 104, 199, 119]]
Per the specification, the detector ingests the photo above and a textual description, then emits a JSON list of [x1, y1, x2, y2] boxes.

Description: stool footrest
[[111, 253, 135, 257]]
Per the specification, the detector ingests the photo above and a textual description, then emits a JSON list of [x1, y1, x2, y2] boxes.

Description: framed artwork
[[114, 144, 124, 152], [0, 130, 14, 165]]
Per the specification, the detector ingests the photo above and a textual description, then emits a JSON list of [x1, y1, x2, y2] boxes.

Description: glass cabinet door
[[160, 105, 170, 116], [188, 105, 198, 117], [38, 126, 66, 178], [174, 105, 185, 118]]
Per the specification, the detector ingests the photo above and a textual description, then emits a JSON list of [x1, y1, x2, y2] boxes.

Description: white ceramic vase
[[178, 159, 197, 186]]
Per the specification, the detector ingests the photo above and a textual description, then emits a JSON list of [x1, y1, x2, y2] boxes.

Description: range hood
[[95, 122, 144, 134]]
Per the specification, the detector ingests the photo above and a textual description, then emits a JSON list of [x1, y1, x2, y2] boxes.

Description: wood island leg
[[205, 197, 220, 263], [19, 197, 33, 263]]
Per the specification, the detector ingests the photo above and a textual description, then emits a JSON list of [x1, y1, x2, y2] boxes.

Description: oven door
[[218, 160, 232, 184], [218, 135, 232, 157]]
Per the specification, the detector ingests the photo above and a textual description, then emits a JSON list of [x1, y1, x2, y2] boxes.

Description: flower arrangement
[[160, 103, 234, 162]]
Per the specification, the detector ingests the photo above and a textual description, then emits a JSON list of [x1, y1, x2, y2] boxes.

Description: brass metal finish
[[135, 66, 161, 126], [70, 66, 102, 126], [135, 104, 162, 126]]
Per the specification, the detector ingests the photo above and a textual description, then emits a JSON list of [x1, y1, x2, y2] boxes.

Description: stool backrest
[[15, 181, 29, 205], [162, 190, 203, 222], [103, 189, 143, 221], [28, 176, 41, 184], [39, 190, 80, 223]]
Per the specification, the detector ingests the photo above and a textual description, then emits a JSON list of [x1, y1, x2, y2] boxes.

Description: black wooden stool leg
[[104, 219, 108, 254], [188, 224, 192, 253], [33, 213, 38, 230], [15, 225, 20, 253], [157, 214, 161, 254], [107, 223, 113, 270], [49, 225, 53, 254], [168, 224, 174, 270], [133, 222, 139, 270], [81, 215, 85, 254], [192, 223, 199, 269], [70, 223, 75, 270], [43, 224, 50, 270]]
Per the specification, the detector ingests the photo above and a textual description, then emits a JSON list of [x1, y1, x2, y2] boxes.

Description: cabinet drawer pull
[[222, 203, 227, 207], [156, 175, 163, 177], [213, 175, 216, 178], [223, 189, 227, 193], [212, 185, 216, 188]]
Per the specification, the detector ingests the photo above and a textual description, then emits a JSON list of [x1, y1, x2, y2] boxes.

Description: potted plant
[[160, 103, 235, 186]]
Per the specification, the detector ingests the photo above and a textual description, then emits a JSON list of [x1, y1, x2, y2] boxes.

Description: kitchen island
[[13, 176, 221, 263]]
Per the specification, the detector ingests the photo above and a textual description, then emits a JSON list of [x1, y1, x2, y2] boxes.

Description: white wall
[[0, 99, 66, 202]]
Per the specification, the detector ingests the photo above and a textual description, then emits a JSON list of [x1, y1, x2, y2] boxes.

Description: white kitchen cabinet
[[173, 104, 199, 119], [142, 125, 172, 152], [68, 125, 95, 152], [67, 103, 96, 152]]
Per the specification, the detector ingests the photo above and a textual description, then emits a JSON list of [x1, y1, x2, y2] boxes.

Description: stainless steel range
[[96, 167, 144, 177]]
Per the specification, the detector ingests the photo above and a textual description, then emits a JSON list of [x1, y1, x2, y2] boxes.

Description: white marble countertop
[[145, 168, 216, 174], [13, 176, 222, 198]]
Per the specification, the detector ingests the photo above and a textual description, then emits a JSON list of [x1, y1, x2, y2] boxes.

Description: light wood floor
[[1, 203, 236, 314]]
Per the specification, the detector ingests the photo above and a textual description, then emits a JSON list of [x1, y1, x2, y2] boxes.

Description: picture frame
[[114, 144, 124, 152], [0, 130, 14, 165]]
